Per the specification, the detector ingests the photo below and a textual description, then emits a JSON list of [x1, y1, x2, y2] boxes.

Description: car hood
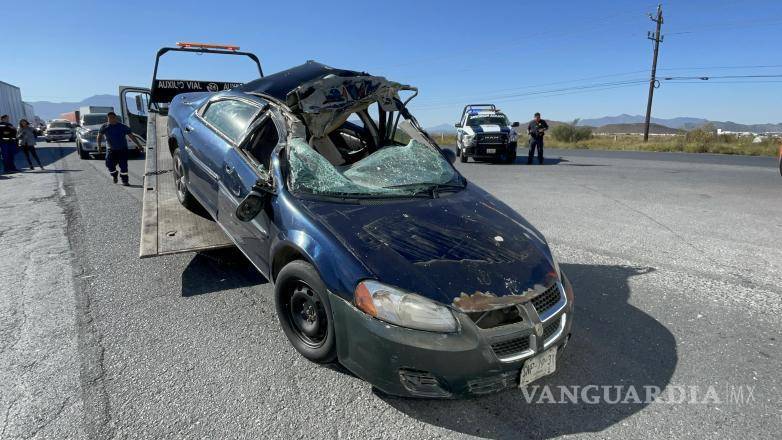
[[300, 186, 558, 311]]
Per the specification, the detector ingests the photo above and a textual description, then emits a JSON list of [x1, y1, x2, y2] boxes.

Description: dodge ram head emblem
[[534, 322, 544, 337]]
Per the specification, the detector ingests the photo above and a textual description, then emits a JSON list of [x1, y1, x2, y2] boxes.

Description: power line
[[413, 82, 647, 110], [364, 3, 660, 72], [662, 74, 782, 80]]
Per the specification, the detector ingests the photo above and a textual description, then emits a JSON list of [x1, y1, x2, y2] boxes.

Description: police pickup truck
[[455, 104, 519, 163]]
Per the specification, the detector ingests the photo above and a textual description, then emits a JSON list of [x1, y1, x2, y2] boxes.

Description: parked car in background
[[455, 104, 520, 164], [165, 61, 574, 398], [75, 112, 109, 159], [44, 119, 75, 142]]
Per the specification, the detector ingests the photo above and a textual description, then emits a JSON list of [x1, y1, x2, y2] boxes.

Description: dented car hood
[[300, 186, 559, 311]]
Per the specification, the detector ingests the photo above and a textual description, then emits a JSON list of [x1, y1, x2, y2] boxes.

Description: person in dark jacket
[[527, 112, 549, 165], [18, 119, 43, 170], [0, 115, 19, 173], [96, 112, 143, 185]]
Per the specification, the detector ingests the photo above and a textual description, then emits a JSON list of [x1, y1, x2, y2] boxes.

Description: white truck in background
[[75, 106, 117, 159]]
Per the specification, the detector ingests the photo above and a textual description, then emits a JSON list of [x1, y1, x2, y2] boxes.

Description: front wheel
[[275, 260, 337, 363], [504, 143, 518, 164]]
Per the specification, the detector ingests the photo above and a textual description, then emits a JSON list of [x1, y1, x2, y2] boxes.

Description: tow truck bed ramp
[[139, 113, 233, 258]]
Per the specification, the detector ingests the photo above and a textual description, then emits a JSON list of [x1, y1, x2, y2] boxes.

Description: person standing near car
[[96, 112, 143, 185], [17, 119, 43, 170], [0, 114, 19, 173], [527, 112, 549, 165]]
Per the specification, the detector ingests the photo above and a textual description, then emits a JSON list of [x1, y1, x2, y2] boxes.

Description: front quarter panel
[[269, 190, 370, 299]]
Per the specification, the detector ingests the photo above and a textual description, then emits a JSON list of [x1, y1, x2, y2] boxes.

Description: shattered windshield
[[288, 136, 461, 198], [468, 116, 508, 126]]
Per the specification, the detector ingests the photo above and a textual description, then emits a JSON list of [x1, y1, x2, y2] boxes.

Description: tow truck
[[123, 42, 262, 257]]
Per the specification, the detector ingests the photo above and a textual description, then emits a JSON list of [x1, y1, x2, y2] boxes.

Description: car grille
[[491, 335, 531, 358], [531, 283, 561, 316], [466, 305, 523, 329], [477, 133, 506, 144], [543, 317, 561, 341], [467, 370, 519, 394]]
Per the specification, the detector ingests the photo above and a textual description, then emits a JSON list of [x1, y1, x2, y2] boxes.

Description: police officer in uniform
[[96, 112, 143, 185], [527, 112, 549, 165], [0, 115, 19, 173]]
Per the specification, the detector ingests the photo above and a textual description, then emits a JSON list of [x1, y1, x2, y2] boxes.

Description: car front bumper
[[330, 275, 574, 398], [46, 134, 73, 141], [464, 142, 517, 159]]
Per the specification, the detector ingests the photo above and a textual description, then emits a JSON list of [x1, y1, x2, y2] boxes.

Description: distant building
[[717, 128, 755, 136]]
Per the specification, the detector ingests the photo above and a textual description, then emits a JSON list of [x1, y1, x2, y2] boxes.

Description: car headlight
[[462, 133, 475, 145], [354, 280, 458, 333]]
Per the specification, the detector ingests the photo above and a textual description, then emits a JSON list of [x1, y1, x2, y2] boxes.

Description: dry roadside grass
[[429, 132, 780, 157]]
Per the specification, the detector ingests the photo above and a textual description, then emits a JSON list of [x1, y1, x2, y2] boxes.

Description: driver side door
[[217, 108, 280, 276]]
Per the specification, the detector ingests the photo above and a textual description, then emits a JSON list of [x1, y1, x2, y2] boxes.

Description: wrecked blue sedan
[[167, 61, 574, 398]]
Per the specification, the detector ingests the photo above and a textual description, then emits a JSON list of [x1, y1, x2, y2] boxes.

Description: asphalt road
[[3, 143, 780, 439]]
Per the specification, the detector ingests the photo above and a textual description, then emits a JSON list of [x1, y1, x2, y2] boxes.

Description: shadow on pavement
[[19, 145, 76, 168], [181, 247, 268, 297], [379, 263, 677, 439]]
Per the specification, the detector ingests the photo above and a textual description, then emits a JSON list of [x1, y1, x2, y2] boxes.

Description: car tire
[[460, 151, 468, 163], [77, 142, 89, 160], [172, 147, 200, 212], [504, 143, 517, 164], [275, 260, 337, 364], [455, 143, 461, 157]]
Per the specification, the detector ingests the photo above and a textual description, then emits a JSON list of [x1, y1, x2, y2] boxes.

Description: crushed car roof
[[237, 61, 369, 101]]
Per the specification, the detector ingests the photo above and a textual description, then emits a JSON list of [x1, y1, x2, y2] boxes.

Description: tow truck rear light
[[176, 42, 240, 51]]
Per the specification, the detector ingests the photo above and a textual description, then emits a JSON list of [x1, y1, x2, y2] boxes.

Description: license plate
[[519, 346, 557, 387], [486, 148, 496, 154]]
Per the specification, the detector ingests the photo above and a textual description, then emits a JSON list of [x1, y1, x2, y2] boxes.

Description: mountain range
[[29, 94, 121, 120], [577, 114, 782, 133]]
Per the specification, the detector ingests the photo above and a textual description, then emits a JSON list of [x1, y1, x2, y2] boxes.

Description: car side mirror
[[454, 123, 462, 128], [236, 173, 274, 222], [236, 191, 267, 222], [512, 122, 520, 127], [442, 148, 456, 164]]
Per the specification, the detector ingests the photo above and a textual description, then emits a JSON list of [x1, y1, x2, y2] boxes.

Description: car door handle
[[224, 164, 234, 175], [184, 125, 193, 132]]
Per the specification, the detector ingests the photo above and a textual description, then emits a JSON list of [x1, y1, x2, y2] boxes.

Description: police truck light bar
[[176, 42, 240, 51]]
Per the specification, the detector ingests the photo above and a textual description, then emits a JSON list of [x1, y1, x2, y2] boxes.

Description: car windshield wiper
[[315, 190, 432, 200], [384, 181, 466, 198]]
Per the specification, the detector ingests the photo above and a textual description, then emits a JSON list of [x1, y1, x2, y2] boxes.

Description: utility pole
[[643, 4, 664, 142]]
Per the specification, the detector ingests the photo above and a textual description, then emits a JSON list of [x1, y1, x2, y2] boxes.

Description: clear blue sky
[[3, 0, 781, 125]]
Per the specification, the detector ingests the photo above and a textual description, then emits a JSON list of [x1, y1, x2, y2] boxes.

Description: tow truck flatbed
[[138, 112, 233, 257], [132, 42, 263, 258]]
